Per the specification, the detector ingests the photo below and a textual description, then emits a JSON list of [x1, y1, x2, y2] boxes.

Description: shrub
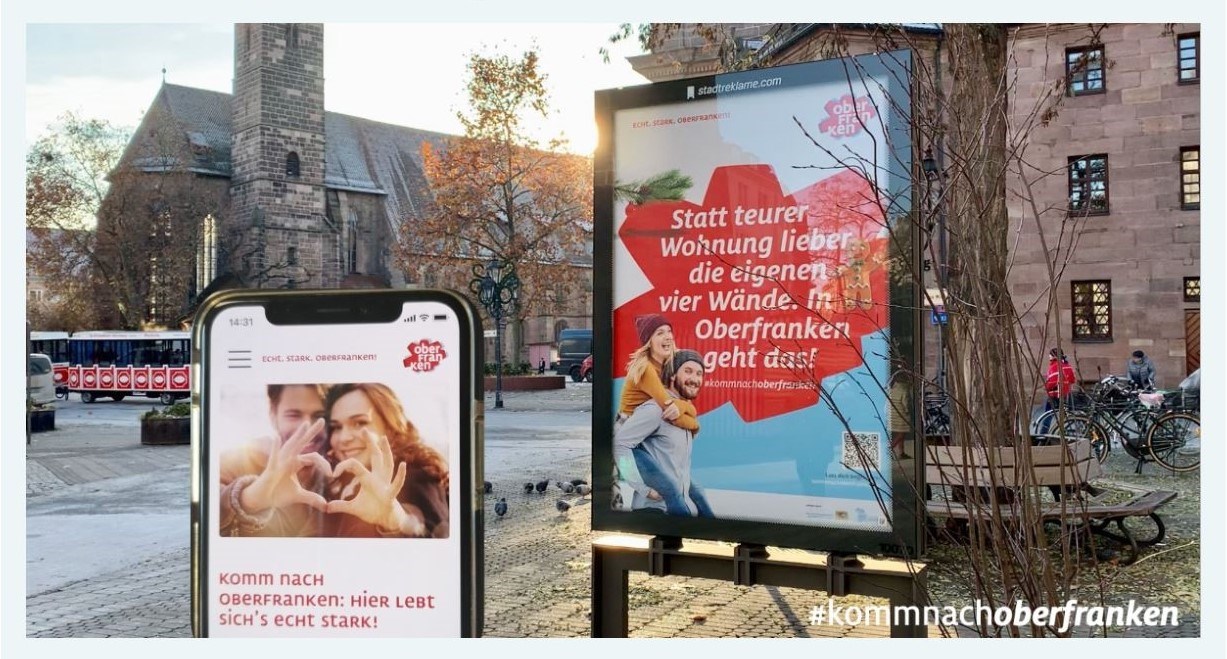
[[143, 402, 191, 420]]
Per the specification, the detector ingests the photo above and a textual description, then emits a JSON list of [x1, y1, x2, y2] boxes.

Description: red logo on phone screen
[[404, 339, 447, 372]]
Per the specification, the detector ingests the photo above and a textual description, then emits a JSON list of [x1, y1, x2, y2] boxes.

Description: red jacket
[[1045, 359, 1077, 397]]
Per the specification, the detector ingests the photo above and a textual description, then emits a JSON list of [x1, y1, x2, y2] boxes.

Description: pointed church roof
[[149, 83, 453, 222]]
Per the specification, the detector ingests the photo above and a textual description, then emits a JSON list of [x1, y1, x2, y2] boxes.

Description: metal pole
[[494, 314, 505, 409]]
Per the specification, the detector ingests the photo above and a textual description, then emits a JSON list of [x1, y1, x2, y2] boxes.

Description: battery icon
[[433, 314, 448, 321]]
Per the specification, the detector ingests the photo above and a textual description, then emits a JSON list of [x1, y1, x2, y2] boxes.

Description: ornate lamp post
[[470, 259, 521, 409]]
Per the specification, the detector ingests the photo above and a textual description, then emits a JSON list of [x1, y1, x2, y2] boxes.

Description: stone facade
[[1007, 23, 1200, 384], [101, 23, 593, 360], [230, 23, 336, 289]]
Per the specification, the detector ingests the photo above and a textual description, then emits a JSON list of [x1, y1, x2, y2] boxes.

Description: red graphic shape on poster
[[616, 165, 888, 422], [819, 94, 877, 139], [404, 339, 447, 372]]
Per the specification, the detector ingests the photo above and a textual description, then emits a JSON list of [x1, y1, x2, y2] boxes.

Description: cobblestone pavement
[[24, 382, 1203, 638]]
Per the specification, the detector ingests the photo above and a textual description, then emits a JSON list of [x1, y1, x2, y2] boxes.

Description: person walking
[[1039, 348, 1078, 434]]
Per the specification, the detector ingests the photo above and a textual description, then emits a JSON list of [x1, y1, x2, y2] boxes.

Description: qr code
[[841, 431, 881, 472]]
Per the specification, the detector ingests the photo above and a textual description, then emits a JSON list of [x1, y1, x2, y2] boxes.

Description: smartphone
[[190, 289, 482, 637]]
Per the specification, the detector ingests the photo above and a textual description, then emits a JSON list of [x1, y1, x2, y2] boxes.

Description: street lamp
[[923, 148, 949, 391], [470, 259, 521, 409]]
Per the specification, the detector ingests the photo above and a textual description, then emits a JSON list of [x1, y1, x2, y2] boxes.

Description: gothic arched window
[[196, 214, 217, 295], [345, 211, 359, 273], [286, 151, 300, 178]]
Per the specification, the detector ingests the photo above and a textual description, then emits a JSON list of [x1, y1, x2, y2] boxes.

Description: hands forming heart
[[241, 421, 425, 536], [241, 418, 330, 515], [326, 429, 425, 536]]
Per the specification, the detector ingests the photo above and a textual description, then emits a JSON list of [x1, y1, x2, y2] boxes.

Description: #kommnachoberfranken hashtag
[[808, 599, 1178, 631]]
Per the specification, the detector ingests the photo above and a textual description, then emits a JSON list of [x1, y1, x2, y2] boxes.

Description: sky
[[25, 23, 651, 155]]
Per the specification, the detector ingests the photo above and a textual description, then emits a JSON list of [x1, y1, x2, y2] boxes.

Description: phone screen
[[197, 295, 474, 637]]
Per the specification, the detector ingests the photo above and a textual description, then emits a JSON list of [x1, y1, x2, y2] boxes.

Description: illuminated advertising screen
[[592, 52, 921, 557]]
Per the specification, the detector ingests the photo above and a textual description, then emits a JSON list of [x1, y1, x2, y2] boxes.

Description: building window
[[1178, 33, 1199, 84], [345, 211, 359, 273], [286, 152, 300, 178], [284, 247, 298, 289], [1068, 154, 1109, 215], [1066, 46, 1105, 96], [1180, 147, 1200, 210], [1072, 280, 1112, 342], [196, 214, 217, 295], [1184, 277, 1200, 303]]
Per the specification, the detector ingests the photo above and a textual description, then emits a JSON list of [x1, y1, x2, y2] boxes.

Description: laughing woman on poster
[[322, 383, 450, 538], [619, 314, 698, 431]]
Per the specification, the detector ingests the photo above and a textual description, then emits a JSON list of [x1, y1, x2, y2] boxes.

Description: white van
[[28, 353, 56, 406]]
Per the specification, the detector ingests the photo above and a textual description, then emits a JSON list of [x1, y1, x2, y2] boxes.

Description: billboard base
[[591, 534, 928, 638]]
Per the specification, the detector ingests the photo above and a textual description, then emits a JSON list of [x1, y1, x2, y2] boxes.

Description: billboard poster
[[593, 52, 920, 556]]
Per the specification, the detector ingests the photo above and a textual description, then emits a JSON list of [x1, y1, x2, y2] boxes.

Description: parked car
[[578, 354, 593, 383], [28, 353, 56, 406], [1176, 368, 1200, 413]]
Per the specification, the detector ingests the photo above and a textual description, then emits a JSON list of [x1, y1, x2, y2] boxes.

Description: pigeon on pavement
[[483, 481, 493, 494], [555, 499, 572, 513], [494, 498, 508, 518], [535, 479, 550, 494], [556, 481, 575, 494], [575, 484, 592, 496], [570, 478, 588, 487], [523, 482, 535, 494]]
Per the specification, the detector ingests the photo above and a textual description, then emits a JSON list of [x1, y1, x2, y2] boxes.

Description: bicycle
[[922, 392, 951, 437], [1038, 385, 1199, 473], [1143, 409, 1200, 473], [1032, 375, 1155, 464]]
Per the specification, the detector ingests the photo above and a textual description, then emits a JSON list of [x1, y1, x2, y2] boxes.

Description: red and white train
[[30, 330, 190, 404]]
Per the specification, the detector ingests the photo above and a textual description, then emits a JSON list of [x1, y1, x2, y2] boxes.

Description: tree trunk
[[944, 24, 1016, 448]]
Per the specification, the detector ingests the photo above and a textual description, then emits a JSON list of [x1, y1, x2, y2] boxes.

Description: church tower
[[230, 23, 337, 288]]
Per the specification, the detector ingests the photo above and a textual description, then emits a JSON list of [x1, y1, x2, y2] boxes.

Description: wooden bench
[[925, 438, 1177, 565]]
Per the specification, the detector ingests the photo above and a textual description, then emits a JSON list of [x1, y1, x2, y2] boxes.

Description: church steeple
[[229, 24, 334, 288]]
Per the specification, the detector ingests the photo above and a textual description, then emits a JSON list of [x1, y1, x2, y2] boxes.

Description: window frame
[[1071, 279, 1113, 343], [286, 151, 301, 178], [1180, 146, 1200, 211], [1068, 154, 1110, 216], [1184, 277, 1201, 303], [1177, 32, 1199, 85], [1065, 45, 1106, 96]]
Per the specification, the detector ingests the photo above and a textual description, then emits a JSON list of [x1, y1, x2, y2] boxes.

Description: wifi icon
[[419, 314, 431, 322]]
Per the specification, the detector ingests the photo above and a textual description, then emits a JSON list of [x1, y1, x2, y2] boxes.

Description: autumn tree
[[27, 112, 230, 329], [26, 114, 128, 329], [396, 48, 593, 361]]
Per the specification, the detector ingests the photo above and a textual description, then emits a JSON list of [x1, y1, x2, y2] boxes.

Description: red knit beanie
[[635, 314, 671, 347]]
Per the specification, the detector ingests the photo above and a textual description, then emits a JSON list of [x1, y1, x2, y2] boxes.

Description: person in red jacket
[[1038, 348, 1079, 434], [1042, 347, 1079, 426]]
